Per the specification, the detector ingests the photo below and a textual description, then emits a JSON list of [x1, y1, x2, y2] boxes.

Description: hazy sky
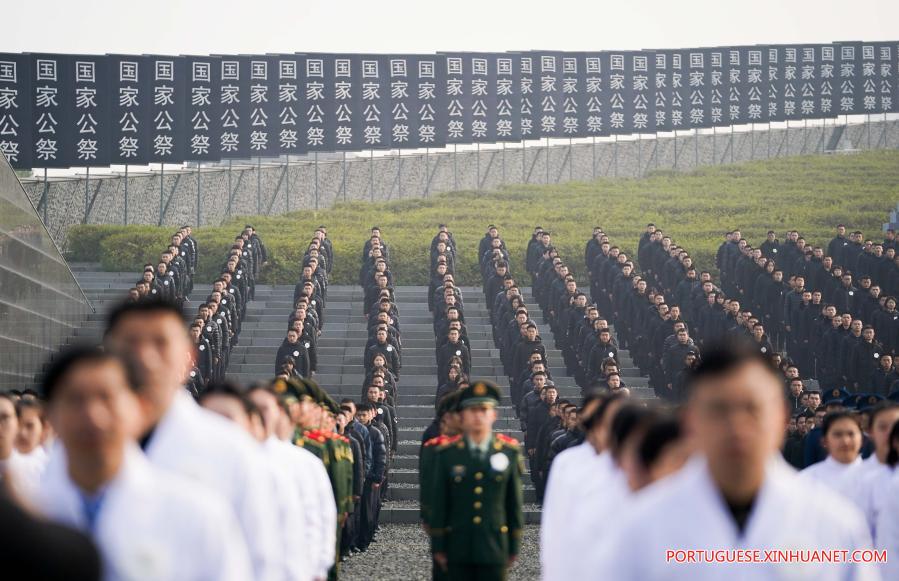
[[4, 0, 898, 55]]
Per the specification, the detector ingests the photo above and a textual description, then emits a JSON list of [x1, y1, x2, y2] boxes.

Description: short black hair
[[105, 298, 185, 337], [41, 345, 141, 401], [686, 341, 779, 398], [609, 404, 659, 460], [821, 410, 860, 437], [199, 381, 254, 417], [638, 415, 682, 469]]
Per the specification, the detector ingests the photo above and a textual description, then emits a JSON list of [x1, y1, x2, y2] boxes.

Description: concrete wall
[[20, 119, 899, 249]]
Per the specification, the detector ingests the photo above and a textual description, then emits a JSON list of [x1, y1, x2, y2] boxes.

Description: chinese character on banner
[[413, 55, 444, 147], [781, 45, 802, 120], [441, 53, 471, 144], [837, 41, 863, 115], [71, 55, 110, 165], [708, 49, 725, 126], [148, 55, 186, 162], [0, 53, 33, 168], [874, 43, 896, 113], [297, 53, 332, 151], [686, 49, 712, 129], [578, 52, 610, 136], [31, 54, 72, 167], [818, 45, 836, 118], [607, 50, 656, 134], [184, 55, 221, 161], [247, 56, 278, 156], [517, 53, 536, 140], [741, 46, 768, 124], [559, 53, 584, 137], [270, 54, 302, 155], [107, 55, 150, 164], [468, 53, 495, 142], [494, 53, 521, 141], [358, 54, 388, 150], [533, 51, 565, 138]]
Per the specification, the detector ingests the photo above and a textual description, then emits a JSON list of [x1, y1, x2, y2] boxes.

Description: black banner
[[517, 53, 536, 140], [0, 53, 33, 169], [107, 54, 150, 165], [147, 55, 187, 163], [3, 43, 899, 170]]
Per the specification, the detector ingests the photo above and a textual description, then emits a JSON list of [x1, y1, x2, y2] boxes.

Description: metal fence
[[19, 118, 899, 250]]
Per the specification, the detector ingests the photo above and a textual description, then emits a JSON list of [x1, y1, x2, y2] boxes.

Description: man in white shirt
[[37, 346, 252, 581], [596, 344, 878, 580], [540, 392, 626, 581], [249, 381, 337, 581], [854, 403, 899, 535], [0, 394, 43, 496], [103, 299, 281, 580]]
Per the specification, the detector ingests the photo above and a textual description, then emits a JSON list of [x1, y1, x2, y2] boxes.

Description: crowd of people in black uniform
[[123, 224, 269, 394]]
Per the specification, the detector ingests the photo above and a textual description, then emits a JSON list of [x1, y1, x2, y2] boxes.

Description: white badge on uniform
[[190, 371, 196, 378], [206, 326, 212, 332], [311, 300, 316, 306], [772, 248, 778, 253], [874, 353, 880, 359], [293, 350, 300, 357], [229, 289, 234, 294], [152, 289, 157, 294], [181, 251, 185, 256], [199, 345, 205, 351], [248, 244, 252, 248], [761, 347, 767, 353], [608, 351, 614, 358], [164, 280, 169, 286], [304, 342, 310, 348], [236, 275, 241, 279], [490, 453, 510, 472], [386, 345, 393, 352], [455, 350, 462, 356], [222, 299, 227, 304], [849, 291, 854, 296], [377, 408, 383, 415]]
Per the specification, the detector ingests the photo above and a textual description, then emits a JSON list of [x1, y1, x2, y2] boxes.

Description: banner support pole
[[568, 137, 573, 181], [501, 142, 506, 186], [342, 151, 347, 202], [370, 149, 374, 202], [314, 151, 319, 210], [614, 134, 619, 177], [673, 131, 678, 170], [453, 143, 458, 190], [398, 149, 403, 198], [545, 137, 550, 184], [285, 155, 290, 212], [123, 165, 128, 225], [476, 141, 480, 191], [637, 133, 642, 177], [256, 157, 262, 214], [43, 168, 49, 226], [227, 160, 232, 217], [196, 163, 201, 226], [84, 166, 89, 224], [591, 136, 596, 179], [424, 147, 429, 198], [159, 163, 164, 226]]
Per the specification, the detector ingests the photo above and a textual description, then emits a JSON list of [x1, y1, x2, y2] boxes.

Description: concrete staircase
[[66, 265, 650, 525]]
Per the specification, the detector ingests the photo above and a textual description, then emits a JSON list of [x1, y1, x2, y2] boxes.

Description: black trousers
[[447, 563, 506, 581], [358, 480, 381, 550]]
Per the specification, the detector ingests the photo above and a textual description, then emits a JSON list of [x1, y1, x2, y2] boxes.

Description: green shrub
[[66, 151, 899, 286]]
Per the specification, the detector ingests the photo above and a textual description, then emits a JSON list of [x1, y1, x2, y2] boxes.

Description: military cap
[[269, 376, 307, 404], [842, 394, 861, 409], [823, 387, 849, 404], [858, 394, 885, 411], [301, 377, 327, 404], [458, 380, 501, 409]]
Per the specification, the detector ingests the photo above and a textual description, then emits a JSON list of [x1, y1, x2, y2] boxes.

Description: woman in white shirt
[[800, 410, 865, 499]]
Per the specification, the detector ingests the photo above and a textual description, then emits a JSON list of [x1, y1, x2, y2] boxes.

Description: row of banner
[[0, 42, 897, 169]]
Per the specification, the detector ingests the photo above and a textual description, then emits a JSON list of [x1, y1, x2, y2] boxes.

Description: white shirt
[[0, 449, 46, 496], [264, 436, 338, 581], [875, 471, 899, 580], [800, 455, 866, 501], [38, 445, 252, 581], [853, 460, 893, 537], [595, 456, 878, 580], [540, 442, 614, 581], [144, 391, 281, 581]]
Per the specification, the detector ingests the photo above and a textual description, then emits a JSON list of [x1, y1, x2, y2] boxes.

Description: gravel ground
[[340, 524, 541, 580]]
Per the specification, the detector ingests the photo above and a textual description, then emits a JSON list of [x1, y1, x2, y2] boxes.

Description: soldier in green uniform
[[420, 391, 463, 581], [428, 381, 525, 581]]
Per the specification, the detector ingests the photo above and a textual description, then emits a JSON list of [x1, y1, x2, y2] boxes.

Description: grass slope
[[68, 151, 899, 286]]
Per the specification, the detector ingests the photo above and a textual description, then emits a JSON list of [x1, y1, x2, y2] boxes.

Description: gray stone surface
[[20, 119, 899, 252]]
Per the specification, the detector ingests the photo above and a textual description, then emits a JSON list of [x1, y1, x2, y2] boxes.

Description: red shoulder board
[[341, 435, 350, 444], [424, 436, 443, 447], [496, 434, 520, 446], [304, 429, 319, 439]]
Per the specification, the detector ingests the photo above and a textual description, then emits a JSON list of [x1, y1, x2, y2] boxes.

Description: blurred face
[[797, 417, 808, 435], [15, 406, 43, 454], [47, 360, 141, 463], [105, 311, 193, 428], [460, 404, 496, 438], [201, 394, 251, 433], [808, 393, 821, 409], [870, 408, 899, 460], [367, 387, 381, 402], [823, 417, 862, 464], [543, 388, 558, 404], [0, 399, 17, 458], [248, 390, 279, 438], [686, 361, 787, 487]]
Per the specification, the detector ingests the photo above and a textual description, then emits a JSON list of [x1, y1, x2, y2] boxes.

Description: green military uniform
[[428, 382, 524, 581]]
